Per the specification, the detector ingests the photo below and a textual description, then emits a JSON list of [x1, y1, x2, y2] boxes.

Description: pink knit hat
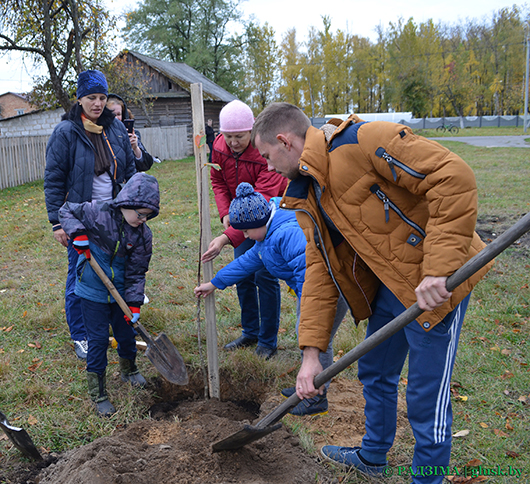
[[219, 100, 254, 132]]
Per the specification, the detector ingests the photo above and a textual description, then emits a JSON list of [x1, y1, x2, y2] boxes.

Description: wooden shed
[[117, 51, 237, 134]]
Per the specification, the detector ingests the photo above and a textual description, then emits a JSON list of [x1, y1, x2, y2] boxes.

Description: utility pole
[[523, 28, 530, 134]]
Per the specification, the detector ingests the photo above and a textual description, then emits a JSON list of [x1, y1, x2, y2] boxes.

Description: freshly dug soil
[[1, 378, 410, 484], [37, 399, 329, 484]]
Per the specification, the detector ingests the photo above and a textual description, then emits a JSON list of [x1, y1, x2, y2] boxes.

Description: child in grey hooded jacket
[[59, 172, 159, 417]]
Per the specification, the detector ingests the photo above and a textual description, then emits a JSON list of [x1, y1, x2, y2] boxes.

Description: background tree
[[278, 28, 303, 106], [0, 0, 116, 111], [102, 53, 154, 123], [348, 35, 377, 113], [370, 27, 390, 113], [300, 26, 324, 118], [218, 34, 248, 101], [386, 18, 441, 117], [318, 17, 353, 115], [243, 22, 279, 113], [488, 6, 525, 114], [123, 0, 243, 94]]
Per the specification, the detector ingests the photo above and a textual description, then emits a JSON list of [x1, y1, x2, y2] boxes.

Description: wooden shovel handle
[[256, 211, 530, 430], [88, 257, 134, 320]]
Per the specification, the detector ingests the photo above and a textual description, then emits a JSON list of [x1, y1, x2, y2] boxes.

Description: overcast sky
[[0, 0, 524, 94]]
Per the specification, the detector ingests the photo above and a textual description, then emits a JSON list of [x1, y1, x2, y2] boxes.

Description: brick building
[[0, 92, 37, 119]]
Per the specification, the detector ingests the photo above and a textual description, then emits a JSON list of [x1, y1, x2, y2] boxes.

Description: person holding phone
[[107, 94, 154, 172]]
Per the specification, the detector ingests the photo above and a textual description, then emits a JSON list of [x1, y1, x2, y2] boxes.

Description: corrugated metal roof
[[128, 51, 237, 102]]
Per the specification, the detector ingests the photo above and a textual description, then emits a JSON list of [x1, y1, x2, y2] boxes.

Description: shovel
[[0, 410, 42, 461], [88, 257, 189, 385], [212, 211, 530, 452]]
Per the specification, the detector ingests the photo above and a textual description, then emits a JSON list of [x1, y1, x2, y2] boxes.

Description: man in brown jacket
[[251, 103, 491, 483]]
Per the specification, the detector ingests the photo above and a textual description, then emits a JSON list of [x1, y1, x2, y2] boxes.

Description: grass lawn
[[0, 135, 529, 482]]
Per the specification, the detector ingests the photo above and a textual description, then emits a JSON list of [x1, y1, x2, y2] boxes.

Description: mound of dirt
[[2, 378, 409, 484], [36, 398, 332, 484]]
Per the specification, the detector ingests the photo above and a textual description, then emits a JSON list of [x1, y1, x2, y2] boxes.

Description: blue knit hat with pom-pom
[[229, 182, 271, 229]]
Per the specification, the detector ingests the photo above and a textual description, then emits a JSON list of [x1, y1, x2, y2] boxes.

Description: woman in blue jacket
[[44, 70, 137, 360], [195, 183, 348, 416]]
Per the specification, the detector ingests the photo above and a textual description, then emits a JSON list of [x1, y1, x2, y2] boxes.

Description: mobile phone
[[123, 119, 135, 134]]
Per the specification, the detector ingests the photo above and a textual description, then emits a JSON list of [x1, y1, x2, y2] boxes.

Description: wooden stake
[[191, 83, 220, 399]]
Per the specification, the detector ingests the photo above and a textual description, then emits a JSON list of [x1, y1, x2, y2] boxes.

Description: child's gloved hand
[[73, 234, 91, 259], [124, 306, 140, 325]]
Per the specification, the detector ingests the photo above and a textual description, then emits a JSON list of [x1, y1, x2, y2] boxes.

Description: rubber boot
[[87, 371, 116, 417], [119, 356, 147, 388]]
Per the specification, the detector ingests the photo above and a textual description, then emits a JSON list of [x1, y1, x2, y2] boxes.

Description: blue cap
[[77, 70, 108, 99]]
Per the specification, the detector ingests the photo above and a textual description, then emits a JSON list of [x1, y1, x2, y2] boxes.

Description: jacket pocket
[[370, 184, 426, 244], [375, 147, 427, 182]]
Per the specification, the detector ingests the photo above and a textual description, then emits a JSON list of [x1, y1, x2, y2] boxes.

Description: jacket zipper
[[370, 184, 426, 238], [375, 147, 427, 182]]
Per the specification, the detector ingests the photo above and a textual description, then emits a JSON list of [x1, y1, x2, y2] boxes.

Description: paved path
[[430, 135, 530, 148]]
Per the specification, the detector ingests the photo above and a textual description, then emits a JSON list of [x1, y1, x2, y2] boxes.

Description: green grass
[[0, 159, 307, 465], [1, 135, 530, 482]]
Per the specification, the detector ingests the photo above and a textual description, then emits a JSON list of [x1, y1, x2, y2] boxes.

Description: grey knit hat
[[229, 183, 271, 229]]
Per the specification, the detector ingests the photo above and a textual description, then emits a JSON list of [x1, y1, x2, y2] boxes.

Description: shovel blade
[[0, 412, 42, 461], [211, 423, 282, 452], [145, 332, 189, 385]]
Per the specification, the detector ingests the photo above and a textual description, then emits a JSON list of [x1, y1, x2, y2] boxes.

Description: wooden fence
[[140, 125, 190, 161], [0, 126, 190, 191], [0, 135, 48, 190]]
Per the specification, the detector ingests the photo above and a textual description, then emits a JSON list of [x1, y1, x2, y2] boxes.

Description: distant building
[[0, 92, 38, 119], [117, 50, 237, 133]]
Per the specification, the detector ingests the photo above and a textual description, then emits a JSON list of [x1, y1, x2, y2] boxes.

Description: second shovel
[[88, 257, 188, 385]]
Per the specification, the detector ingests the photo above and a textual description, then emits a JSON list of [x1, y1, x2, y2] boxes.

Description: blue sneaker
[[320, 446, 387, 476], [281, 387, 329, 416], [281, 386, 296, 398], [290, 393, 328, 416]]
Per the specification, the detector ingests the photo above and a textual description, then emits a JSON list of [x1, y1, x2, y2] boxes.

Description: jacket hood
[[107, 93, 130, 120], [113, 172, 160, 218]]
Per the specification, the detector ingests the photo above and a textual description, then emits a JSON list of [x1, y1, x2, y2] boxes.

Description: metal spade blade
[[0, 411, 42, 461]]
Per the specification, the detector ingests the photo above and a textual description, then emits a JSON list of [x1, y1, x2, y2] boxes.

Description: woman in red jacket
[[201, 100, 287, 359]]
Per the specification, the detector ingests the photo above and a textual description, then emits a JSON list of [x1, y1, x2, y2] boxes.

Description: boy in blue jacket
[[195, 182, 347, 416], [59, 172, 159, 417]]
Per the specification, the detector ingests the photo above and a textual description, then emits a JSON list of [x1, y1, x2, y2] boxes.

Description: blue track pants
[[359, 284, 470, 483]]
